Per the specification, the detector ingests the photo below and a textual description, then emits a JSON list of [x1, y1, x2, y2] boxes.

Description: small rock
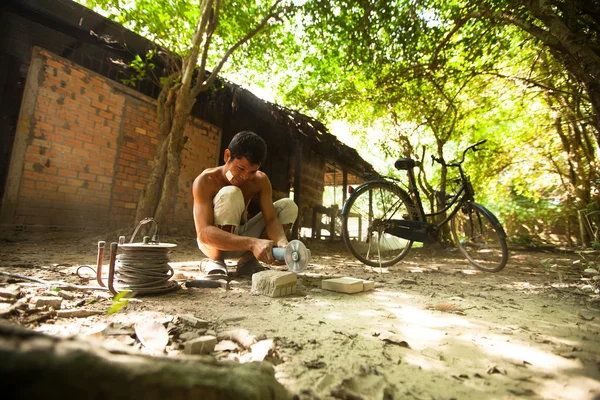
[[57, 290, 75, 300], [32, 296, 63, 309], [184, 335, 217, 355], [0, 285, 22, 300], [179, 314, 209, 329], [179, 331, 201, 341]]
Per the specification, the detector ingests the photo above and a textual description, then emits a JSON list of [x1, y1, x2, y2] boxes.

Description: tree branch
[[193, 0, 221, 96], [181, 0, 215, 92], [199, 0, 285, 92]]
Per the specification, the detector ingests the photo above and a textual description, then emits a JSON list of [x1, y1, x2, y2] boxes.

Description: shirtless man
[[193, 131, 298, 279]]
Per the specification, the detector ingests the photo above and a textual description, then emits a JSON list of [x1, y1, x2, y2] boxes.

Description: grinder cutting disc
[[284, 240, 311, 273]]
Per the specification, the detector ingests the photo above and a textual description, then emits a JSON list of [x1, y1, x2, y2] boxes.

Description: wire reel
[[92, 218, 179, 295]]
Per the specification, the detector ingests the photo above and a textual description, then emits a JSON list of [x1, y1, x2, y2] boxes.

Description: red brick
[[78, 172, 95, 181], [36, 181, 59, 191], [75, 132, 94, 143], [65, 177, 84, 186], [58, 169, 78, 178], [64, 139, 83, 148], [45, 175, 67, 184], [36, 121, 55, 132], [72, 148, 90, 158]]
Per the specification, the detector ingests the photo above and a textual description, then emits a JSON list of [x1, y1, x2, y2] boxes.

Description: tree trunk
[[153, 93, 196, 229], [134, 140, 170, 225], [0, 322, 290, 400]]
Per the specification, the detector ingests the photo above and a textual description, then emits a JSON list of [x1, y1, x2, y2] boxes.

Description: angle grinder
[[272, 240, 311, 273]]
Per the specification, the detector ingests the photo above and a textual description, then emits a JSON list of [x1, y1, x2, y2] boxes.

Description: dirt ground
[[1, 230, 600, 400]]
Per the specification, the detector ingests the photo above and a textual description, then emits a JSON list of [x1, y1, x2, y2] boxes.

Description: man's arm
[[258, 174, 288, 249], [192, 173, 275, 263]]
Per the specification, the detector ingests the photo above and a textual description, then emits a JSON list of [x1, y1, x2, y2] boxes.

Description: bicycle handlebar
[[431, 139, 487, 167]]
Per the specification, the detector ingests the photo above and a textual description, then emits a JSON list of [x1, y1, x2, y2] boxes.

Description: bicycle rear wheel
[[342, 181, 413, 267], [451, 203, 508, 272]]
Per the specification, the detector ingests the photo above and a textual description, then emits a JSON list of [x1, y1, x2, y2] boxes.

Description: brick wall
[[0, 47, 220, 231]]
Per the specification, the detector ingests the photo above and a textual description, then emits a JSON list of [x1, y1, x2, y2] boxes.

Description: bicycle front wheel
[[451, 203, 508, 272], [342, 181, 413, 267]]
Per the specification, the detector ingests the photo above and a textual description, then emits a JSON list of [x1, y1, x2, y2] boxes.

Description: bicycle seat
[[394, 158, 416, 170]]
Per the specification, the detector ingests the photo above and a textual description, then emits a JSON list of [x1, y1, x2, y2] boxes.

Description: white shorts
[[198, 186, 298, 259]]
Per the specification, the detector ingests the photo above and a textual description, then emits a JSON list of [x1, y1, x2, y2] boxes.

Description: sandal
[[233, 257, 268, 278], [201, 259, 228, 280]]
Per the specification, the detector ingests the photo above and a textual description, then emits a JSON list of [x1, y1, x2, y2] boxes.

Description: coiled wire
[[113, 246, 177, 294]]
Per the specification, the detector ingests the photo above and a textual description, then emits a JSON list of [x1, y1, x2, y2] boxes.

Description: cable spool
[[112, 242, 178, 295], [89, 218, 180, 295]]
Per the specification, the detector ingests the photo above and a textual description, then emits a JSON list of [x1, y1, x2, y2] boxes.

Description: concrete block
[[322, 277, 375, 294], [32, 296, 63, 309], [184, 335, 217, 355], [252, 271, 297, 298]]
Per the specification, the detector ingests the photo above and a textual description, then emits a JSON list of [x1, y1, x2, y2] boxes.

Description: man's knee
[[214, 186, 245, 227], [275, 198, 298, 224], [215, 186, 244, 204]]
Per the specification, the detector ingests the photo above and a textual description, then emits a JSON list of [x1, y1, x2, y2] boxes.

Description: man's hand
[[251, 238, 276, 264]]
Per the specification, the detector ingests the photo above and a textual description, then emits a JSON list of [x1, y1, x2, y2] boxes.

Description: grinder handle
[[272, 246, 286, 261]]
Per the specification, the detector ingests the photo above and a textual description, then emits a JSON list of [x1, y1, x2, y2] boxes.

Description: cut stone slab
[[252, 271, 297, 298], [179, 314, 209, 329], [184, 335, 217, 355], [31, 296, 63, 309], [321, 277, 375, 294], [362, 280, 375, 292]]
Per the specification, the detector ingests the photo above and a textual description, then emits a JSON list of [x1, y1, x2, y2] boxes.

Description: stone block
[[321, 277, 375, 294], [184, 335, 217, 355], [31, 296, 63, 309], [252, 271, 297, 298]]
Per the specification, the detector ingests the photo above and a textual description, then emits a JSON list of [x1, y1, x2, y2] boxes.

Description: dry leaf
[[215, 340, 238, 352], [217, 328, 256, 349], [135, 320, 169, 353], [251, 339, 274, 361]]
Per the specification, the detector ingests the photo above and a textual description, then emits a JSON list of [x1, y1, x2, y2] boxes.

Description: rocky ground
[[1, 230, 600, 400]]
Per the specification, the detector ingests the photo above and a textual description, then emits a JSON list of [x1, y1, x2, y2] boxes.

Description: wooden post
[[342, 170, 348, 204], [292, 139, 302, 240]]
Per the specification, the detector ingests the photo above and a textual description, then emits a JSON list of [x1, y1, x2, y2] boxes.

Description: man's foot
[[201, 259, 228, 280], [233, 257, 268, 278]]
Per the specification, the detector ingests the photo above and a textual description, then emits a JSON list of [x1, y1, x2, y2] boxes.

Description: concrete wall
[[0, 47, 220, 231]]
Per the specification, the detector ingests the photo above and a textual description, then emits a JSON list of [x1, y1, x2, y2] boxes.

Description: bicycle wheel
[[342, 181, 413, 267], [451, 203, 508, 272]]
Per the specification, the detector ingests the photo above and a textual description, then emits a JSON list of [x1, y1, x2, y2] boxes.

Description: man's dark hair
[[228, 131, 267, 166]]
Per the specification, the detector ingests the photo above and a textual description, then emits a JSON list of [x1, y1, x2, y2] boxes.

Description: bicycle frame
[[404, 161, 474, 231]]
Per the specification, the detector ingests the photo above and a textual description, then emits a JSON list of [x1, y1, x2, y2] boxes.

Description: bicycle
[[341, 140, 509, 272]]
